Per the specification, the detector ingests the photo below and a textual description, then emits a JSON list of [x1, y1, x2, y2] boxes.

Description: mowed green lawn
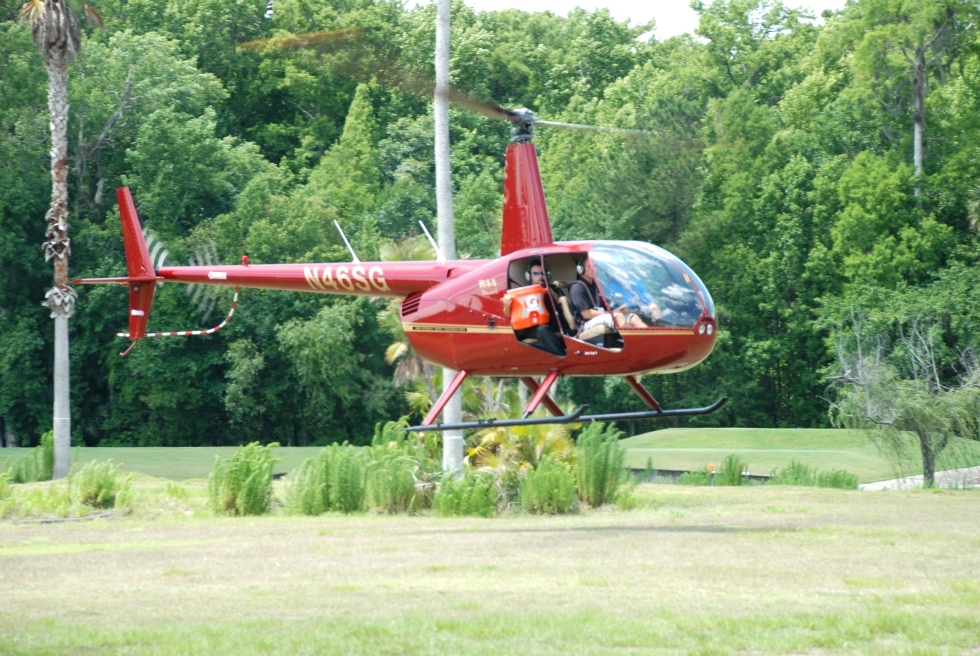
[[5, 427, 980, 483], [2, 483, 980, 655], [621, 427, 980, 484]]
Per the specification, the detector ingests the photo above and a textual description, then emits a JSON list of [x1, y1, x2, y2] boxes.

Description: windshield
[[589, 242, 715, 328]]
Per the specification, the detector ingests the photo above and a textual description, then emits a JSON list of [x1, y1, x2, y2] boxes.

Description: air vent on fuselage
[[400, 292, 422, 319]]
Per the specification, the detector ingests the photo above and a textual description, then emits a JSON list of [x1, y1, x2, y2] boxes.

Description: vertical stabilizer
[[116, 187, 159, 344], [500, 142, 554, 255]]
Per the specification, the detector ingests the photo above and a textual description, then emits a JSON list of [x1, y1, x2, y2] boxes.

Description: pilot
[[569, 258, 654, 332]]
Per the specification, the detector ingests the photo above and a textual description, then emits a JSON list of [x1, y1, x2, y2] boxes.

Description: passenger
[[505, 262, 565, 356], [568, 258, 655, 332]]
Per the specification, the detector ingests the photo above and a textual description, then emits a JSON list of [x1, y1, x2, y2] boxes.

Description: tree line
[[1, 0, 978, 449]]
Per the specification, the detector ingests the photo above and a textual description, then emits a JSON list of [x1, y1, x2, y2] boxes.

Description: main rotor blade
[[238, 31, 649, 135], [239, 28, 361, 52], [535, 119, 648, 135]]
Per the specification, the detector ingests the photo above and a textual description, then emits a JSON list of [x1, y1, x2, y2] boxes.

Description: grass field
[[1, 479, 979, 655], [621, 428, 980, 483], [5, 427, 977, 484]]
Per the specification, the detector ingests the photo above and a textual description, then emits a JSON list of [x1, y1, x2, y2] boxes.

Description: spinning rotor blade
[[239, 28, 361, 52], [238, 27, 651, 137]]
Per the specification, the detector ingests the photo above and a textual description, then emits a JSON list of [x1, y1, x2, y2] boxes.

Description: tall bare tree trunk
[[42, 48, 77, 479], [434, 0, 462, 473]]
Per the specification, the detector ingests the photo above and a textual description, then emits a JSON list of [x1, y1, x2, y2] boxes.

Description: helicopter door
[[505, 258, 566, 356], [546, 255, 624, 350]]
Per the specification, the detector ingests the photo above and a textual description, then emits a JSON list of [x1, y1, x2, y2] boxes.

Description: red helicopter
[[76, 108, 725, 431]]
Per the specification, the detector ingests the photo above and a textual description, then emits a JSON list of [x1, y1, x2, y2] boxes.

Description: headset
[[524, 260, 553, 283], [576, 259, 586, 276]]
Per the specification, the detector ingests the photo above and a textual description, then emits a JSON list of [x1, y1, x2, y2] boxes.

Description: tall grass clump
[[5, 431, 54, 483], [816, 469, 859, 489], [678, 468, 712, 485], [433, 470, 498, 517], [769, 460, 858, 489], [365, 420, 439, 513], [718, 454, 748, 486], [71, 460, 133, 509], [285, 443, 367, 515], [208, 442, 278, 516], [575, 423, 626, 507], [520, 456, 576, 514], [768, 460, 816, 486]]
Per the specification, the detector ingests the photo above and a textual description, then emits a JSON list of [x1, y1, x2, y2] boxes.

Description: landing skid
[[404, 397, 728, 432]]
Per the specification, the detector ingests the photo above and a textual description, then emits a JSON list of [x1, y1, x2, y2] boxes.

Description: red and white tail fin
[[72, 187, 161, 355], [74, 187, 240, 356], [117, 187, 159, 349]]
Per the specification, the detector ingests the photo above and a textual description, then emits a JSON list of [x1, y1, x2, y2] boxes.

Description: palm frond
[[18, 0, 45, 23]]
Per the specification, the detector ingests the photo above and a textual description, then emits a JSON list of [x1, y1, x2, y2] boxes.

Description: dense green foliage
[[2, 0, 979, 448], [519, 455, 577, 514], [432, 470, 498, 517], [574, 423, 626, 506], [4, 431, 53, 483], [70, 459, 133, 508], [207, 441, 278, 515]]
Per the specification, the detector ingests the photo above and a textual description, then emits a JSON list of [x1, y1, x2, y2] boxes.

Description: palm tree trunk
[[43, 58, 76, 479], [434, 0, 463, 473]]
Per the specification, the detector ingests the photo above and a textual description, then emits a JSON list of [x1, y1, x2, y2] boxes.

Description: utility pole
[[434, 0, 463, 472]]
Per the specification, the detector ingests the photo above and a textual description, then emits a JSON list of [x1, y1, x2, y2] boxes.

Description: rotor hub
[[509, 108, 535, 143]]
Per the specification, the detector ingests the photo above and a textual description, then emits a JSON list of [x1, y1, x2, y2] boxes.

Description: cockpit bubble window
[[589, 242, 715, 328]]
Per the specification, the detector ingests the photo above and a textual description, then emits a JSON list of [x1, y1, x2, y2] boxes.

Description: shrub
[[575, 423, 626, 507], [817, 469, 859, 489], [365, 419, 438, 513], [208, 442, 278, 516], [718, 454, 748, 486], [6, 431, 54, 483], [468, 422, 575, 508], [367, 453, 420, 514], [285, 443, 367, 515], [71, 460, 132, 509], [433, 471, 498, 517], [769, 460, 816, 486], [678, 468, 712, 485], [0, 473, 10, 501], [7, 485, 71, 518], [769, 461, 858, 489], [520, 456, 577, 514]]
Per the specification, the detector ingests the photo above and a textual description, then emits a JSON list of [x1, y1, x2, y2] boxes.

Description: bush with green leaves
[[433, 470, 498, 517], [816, 469, 859, 489], [768, 460, 816, 486], [575, 423, 626, 507], [3, 485, 71, 519], [5, 431, 54, 483], [678, 468, 712, 485], [520, 456, 577, 514], [718, 454, 748, 486], [208, 442, 278, 516], [365, 419, 439, 513], [285, 443, 367, 515], [71, 460, 133, 509], [769, 460, 858, 489]]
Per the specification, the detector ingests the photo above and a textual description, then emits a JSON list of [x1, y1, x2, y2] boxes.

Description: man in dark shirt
[[568, 258, 651, 333]]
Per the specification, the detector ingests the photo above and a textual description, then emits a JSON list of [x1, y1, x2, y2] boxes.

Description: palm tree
[[19, 0, 101, 478]]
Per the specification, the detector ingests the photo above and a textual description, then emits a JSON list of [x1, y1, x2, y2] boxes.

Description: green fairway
[[2, 481, 979, 655], [1, 446, 325, 481], [621, 427, 980, 483], [4, 427, 979, 484]]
